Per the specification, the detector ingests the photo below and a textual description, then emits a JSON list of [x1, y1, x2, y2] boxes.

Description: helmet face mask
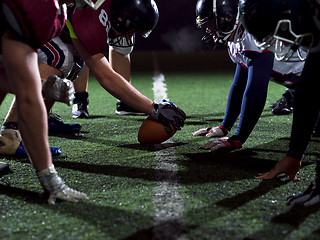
[[75, 0, 106, 10], [240, 0, 316, 62], [196, 0, 239, 50], [256, 20, 312, 61], [108, 31, 135, 47], [196, 15, 218, 50]]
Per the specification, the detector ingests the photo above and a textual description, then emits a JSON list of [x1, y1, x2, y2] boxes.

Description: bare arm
[[72, 38, 153, 114], [109, 48, 131, 83]]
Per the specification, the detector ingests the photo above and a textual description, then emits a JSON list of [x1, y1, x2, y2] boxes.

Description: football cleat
[[0, 129, 62, 157], [115, 101, 146, 116], [193, 125, 228, 138], [72, 92, 89, 119], [15, 142, 62, 157], [201, 137, 242, 152], [48, 113, 82, 134], [270, 90, 294, 115]]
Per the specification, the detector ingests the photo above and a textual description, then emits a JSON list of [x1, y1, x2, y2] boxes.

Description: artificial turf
[[0, 72, 319, 240]]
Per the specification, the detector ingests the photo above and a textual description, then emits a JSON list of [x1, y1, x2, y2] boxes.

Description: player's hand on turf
[[256, 155, 301, 181], [150, 100, 186, 136], [37, 165, 88, 205], [42, 75, 75, 106]]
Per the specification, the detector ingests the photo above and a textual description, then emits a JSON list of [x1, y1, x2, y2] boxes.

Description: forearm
[[2, 33, 52, 171], [109, 48, 131, 83], [88, 53, 153, 114]]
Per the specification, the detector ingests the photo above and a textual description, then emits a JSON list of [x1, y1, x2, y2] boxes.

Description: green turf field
[[1, 71, 319, 240]]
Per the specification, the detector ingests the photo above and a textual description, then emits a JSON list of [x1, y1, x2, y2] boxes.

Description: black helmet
[[110, 0, 159, 38], [240, 0, 318, 61], [196, 0, 239, 49]]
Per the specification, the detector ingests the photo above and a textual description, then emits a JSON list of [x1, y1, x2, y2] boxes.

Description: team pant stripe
[[40, 41, 65, 70]]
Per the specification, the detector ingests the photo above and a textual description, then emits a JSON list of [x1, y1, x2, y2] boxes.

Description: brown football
[[138, 116, 177, 143]]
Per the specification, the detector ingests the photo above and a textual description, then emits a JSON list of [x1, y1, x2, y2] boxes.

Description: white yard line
[[152, 72, 188, 239]]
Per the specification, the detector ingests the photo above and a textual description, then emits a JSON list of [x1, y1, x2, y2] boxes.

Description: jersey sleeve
[[70, 3, 111, 55]]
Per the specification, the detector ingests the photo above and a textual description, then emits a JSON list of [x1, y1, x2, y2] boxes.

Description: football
[[138, 116, 177, 143]]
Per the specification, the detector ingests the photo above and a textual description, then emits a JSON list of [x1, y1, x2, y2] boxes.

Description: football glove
[[42, 75, 75, 106], [150, 100, 186, 136], [37, 165, 88, 205], [200, 137, 242, 151], [192, 125, 228, 138]]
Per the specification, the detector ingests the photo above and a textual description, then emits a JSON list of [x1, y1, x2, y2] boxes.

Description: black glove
[[150, 100, 186, 136]]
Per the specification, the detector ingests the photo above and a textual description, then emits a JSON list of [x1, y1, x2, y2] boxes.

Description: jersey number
[[99, 9, 111, 33]]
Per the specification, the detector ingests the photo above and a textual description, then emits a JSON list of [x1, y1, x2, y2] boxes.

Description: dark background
[[134, 0, 203, 52], [131, 0, 234, 72]]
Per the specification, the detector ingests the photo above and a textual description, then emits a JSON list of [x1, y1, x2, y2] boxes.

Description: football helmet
[[196, 0, 239, 49], [74, 0, 105, 10], [239, 0, 318, 61], [110, 0, 159, 39]]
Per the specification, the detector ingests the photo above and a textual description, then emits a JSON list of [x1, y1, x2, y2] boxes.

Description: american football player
[[240, 0, 320, 206], [0, 0, 185, 157], [72, 31, 146, 118], [193, 0, 304, 152], [0, 35, 82, 157], [0, 0, 94, 203], [64, 0, 186, 133]]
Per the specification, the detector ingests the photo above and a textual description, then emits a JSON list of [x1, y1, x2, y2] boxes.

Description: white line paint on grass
[[152, 73, 168, 103], [152, 72, 188, 239]]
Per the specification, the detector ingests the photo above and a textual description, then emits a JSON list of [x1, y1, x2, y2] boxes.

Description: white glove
[[42, 75, 74, 106], [37, 165, 88, 205]]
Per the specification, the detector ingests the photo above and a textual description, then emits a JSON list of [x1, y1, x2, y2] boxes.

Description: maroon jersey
[[70, 1, 111, 55], [2, 0, 66, 50]]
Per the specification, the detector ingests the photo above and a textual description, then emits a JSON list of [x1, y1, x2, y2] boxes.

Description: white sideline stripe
[[152, 73, 169, 103], [152, 73, 187, 239]]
